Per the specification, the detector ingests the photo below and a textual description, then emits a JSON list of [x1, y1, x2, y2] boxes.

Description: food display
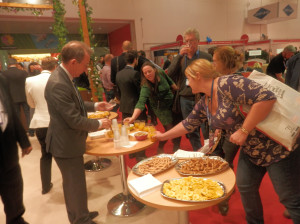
[[134, 131, 148, 141], [132, 154, 178, 176], [88, 111, 110, 119], [161, 176, 225, 202], [175, 156, 229, 176]]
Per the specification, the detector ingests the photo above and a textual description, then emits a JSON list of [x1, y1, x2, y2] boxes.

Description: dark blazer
[[45, 66, 99, 158], [286, 53, 300, 90], [116, 66, 141, 114], [2, 67, 28, 103], [111, 52, 126, 85], [0, 75, 30, 171]]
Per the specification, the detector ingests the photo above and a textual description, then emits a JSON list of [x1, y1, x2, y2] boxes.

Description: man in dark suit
[[0, 74, 32, 224], [110, 40, 133, 85], [116, 50, 146, 120], [116, 50, 147, 161], [45, 41, 112, 224], [2, 58, 30, 132]]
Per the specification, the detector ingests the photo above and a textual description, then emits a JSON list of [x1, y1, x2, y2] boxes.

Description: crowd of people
[[0, 27, 300, 224]]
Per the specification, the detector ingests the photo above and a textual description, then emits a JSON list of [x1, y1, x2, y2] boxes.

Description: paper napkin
[[128, 173, 162, 197]]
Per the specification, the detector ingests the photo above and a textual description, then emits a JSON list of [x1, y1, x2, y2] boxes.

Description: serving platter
[[161, 176, 226, 202], [175, 156, 229, 176], [87, 111, 110, 119], [132, 154, 178, 176]]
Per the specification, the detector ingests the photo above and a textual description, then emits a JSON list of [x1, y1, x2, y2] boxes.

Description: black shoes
[[218, 200, 229, 216], [42, 183, 53, 194], [89, 211, 99, 220], [283, 209, 291, 219]]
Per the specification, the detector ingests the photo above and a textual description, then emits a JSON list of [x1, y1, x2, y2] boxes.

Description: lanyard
[[206, 79, 214, 126], [206, 79, 215, 148]]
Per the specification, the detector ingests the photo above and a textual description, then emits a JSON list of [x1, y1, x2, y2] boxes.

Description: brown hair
[[41, 56, 57, 71], [140, 61, 161, 96], [61, 41, 93, 64], [214, 46, 244, 73], [185, 59, 220, 79]]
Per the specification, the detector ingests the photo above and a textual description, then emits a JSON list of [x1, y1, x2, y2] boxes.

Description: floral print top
[[182, 75, 294, 166]]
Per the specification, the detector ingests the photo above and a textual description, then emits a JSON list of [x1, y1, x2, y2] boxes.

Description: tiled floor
[[0, 136, 179, 224]]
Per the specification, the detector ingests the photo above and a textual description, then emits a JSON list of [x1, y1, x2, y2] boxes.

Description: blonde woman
[[155, 59, 300, 224]]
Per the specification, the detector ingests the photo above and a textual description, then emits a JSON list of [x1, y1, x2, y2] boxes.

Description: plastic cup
[[138, 120, 146, 131]]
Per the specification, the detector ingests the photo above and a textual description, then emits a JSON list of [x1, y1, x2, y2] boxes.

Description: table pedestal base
[[178, 211, 189, 224], [84, 157, 112, 172], [107, 193, 145, 216]]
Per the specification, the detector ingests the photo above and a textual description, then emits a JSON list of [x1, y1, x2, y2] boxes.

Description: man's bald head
[[122, 41, 133, 52]]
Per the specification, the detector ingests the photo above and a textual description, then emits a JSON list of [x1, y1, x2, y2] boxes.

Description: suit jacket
[[286, 53, 300, 91], [111, 52, 126, 85], [0, 75, 31, 172], [116, 66, 141, 114], [25, 70, 51, 128], [2, 66, 28, 103], [45, 66, 99, 158]]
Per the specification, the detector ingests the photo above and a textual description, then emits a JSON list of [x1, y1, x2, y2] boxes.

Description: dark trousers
[[54, 156, 92, 224], [237, 146, 300, 224], [35, 128, 52, 192], [180, 97, 202, 151], [0, 165, 27, 224]]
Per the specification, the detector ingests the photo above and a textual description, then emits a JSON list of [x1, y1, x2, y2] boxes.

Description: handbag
[[230, 71, 300, 151]]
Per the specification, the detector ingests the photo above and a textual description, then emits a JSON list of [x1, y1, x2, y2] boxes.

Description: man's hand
[[275, 73, 285, 83], [99, 118, 111, 129], [179, 45, 190, 55], [96, 101, 114, 111], [22, 146, 32, 157]]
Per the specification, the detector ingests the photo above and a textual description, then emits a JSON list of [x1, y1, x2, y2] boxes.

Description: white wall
[[1, 0, 300, 50]]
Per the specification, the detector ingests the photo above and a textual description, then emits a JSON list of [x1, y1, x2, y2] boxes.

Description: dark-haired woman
[[124, 61, 180, 153]]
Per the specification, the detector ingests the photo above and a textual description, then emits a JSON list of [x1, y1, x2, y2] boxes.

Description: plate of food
[[161, 176, 226, 202], [88, 111, 110, 119], [175, 156, 229, 176], [132, 154, 178, 176]]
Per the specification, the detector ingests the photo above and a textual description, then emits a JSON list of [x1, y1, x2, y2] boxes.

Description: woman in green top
[[124, 61, 180, 153]]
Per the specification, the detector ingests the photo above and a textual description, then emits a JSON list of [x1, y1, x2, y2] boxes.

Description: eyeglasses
[[185, 38, 197, 43]]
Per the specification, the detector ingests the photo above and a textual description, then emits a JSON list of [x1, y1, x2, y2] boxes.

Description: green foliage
[[0, 6, 47, 16], [52, 0, 68, 53], [73, 0, 103, 101]]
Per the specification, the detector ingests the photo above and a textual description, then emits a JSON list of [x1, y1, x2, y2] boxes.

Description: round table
[[85, 133, 155, 217], [84, 111, 119, 172], [127, 163, 236, 224]]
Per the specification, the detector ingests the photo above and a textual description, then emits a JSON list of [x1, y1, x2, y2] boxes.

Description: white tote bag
[[240, 70, 300, 151]]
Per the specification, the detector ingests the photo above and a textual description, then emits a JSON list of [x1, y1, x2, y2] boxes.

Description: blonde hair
[[185, 59, 220, 79], [214, 46, 244, 72]]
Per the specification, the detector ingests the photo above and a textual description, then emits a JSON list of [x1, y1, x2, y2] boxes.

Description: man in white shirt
[[25, 56, 57, 195]]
